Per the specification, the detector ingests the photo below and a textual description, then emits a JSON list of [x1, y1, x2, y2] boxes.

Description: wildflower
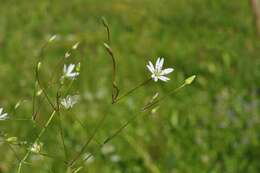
[[30, 142, 43, 153], [147, 57, 174, 82], [63, 64, 79, 80], [61, 95, 80, 109], [0, 108, 8, 120], [65, 52, 71, 58]]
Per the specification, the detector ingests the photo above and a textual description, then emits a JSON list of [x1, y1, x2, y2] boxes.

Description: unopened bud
[[48, 35, 57, 42], [185, 75, 196, 85], [72, 42, 80, 50], [6, 137, 18, 143]]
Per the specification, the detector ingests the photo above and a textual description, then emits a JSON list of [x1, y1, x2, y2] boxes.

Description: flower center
[[154, 69, 162, 77]]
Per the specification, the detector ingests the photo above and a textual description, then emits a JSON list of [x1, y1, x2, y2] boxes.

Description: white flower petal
[[67, 72, 79, 77], [67, 64, 75, 73], [158, 57, 164, 70], [63, 64, 80, 80], [162, 68, 174, 75], [148, 61, 155, 72], [158, 76, 170, 82], [155, 58, 161, 70], [146, 65, 154, 73], [63, 65, 67, 73], [61, 95, 79, 109]]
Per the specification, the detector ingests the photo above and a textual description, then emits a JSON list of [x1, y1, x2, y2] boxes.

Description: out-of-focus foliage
[[0, 0, 259, 172]]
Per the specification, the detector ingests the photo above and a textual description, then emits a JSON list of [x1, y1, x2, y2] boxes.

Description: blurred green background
[[0, 0, 260, 172]]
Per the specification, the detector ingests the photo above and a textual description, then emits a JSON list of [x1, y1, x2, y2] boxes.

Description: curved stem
[[32, 41, 50, 119], [35, 67, 56, 111]]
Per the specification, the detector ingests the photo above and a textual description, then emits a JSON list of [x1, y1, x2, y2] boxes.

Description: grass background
[[0, 0, 260, 172]]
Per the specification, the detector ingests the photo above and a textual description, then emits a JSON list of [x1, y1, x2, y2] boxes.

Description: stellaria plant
[[0, 18, 196, 173], [66, 17, 196, 169]]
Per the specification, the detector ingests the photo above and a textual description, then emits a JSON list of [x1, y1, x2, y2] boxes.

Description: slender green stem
[[68, 112, 108, 167], [64, 80, 75, 96], [72, 116, 102, 146], [142, 83, 186, 111], [6, 142, 20, 162], [38, 152, 67, 163], [102, 17, 111, 43], [103, 114, 139, 145], [103, 43, 119, 103], [114, 78, 152, 104], [17, 110, 56, 173], [32, 41, 50, 120], [56, 91, 68, 160], [80, 112, 142, 165], [83, 83, 188, 164], [35, 67, 56, 110]]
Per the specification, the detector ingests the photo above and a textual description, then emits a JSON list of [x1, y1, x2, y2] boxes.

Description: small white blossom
[[0, 108, 8, 121], [30, 142, 43, 153], [63, 64, 79, 80], [61, 95, 79, 109], [146, 57, 174, 82], [65, 52, 71, 58]]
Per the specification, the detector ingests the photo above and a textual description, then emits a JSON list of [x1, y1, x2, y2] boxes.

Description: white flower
[[65, 52, 71, 58], [61, 95, 80, 109], [63, 64, 79, 80], [0, 108, 8, 121], [146, 57, 174, 82], [30, 142, 43, 153]]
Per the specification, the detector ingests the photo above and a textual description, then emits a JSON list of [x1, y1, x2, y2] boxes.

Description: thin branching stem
[[102, 17, 120, 103], [142, 83, 186, 111], [17, 110, 56, 173], [35, 67, 56, 111], [56, 91, 68, 160], [38, 152, 68, 164], [103, 43, 119, 103], [81, 82, 189, 165], [6, 142, 20, 162], [114, 78, 152, 104], [32, 41, 51, 120], [68, 112, 108, 167], [72, 115, 102, 146]]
